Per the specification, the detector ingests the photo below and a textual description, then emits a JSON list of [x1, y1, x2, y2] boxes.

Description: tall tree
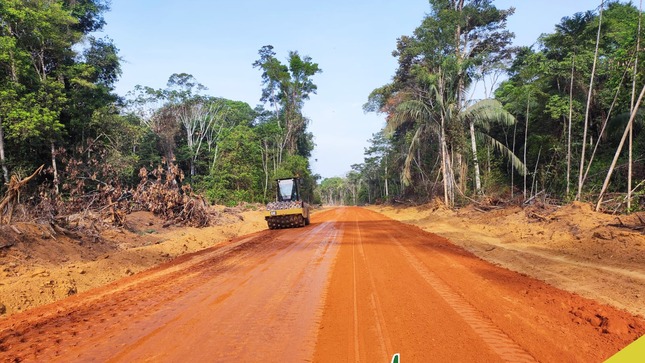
[[628, 0, 643, 211], [577, 1, 604, 201], [365, 0, 518, 204], [253, 45, 321, 160], [128, 74, 210, 172], [0, 0, 114, 190]]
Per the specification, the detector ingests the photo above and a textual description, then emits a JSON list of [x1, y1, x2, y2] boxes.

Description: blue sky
[[101, 0, 605, 179]]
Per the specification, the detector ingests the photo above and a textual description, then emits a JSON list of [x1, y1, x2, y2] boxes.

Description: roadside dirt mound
[[0, 205, 267, 316], [371, 202, 645, 318], [459, 201, 645, 266]]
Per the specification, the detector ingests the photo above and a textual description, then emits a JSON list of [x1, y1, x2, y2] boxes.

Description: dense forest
[[321, 0, 645, 213], [0, 0, 321, 226], [0, 0, 643, 224]]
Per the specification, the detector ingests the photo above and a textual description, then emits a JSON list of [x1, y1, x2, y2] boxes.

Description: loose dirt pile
[[371, 201, 645, 318], [0, 205, 267, 316]]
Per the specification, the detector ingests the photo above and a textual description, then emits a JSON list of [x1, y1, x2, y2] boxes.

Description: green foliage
[[125, 63, 322, 207], [207, 125, 263, 203], [0, 0, 119, 192], [495, 2, 645, 205], [253, 45, 321, 157], [87, 108, 145, 183], [331, 131, 401, 205], [355, 1, 645, 209], [318, 177, 345, 205], [360, 0, 519, 206], [249, 46, 320, 203], [0, 1, 325, 212]]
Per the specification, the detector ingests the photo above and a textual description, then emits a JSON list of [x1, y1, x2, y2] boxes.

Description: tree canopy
[[342, 0, 644, 212], [0, 1, 322, 213], [1, 0, 643, 215]]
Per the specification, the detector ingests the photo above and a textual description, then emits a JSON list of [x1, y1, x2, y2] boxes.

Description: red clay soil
[[0, 207, 643, 362]]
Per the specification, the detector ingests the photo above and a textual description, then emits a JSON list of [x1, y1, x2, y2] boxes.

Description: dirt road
[[1, 207, 643, 362]]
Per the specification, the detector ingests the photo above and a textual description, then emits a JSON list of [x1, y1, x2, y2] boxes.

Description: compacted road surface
[[1, 207, 643, 362]]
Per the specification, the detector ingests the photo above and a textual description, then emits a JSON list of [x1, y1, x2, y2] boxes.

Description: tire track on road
[[390, 235, 537, 363], [353, 217, 393, 360], [351, 236, 361, 362], [313, 207, 645, 362], [1, 217, 343, 363], [121, 219, 341, 362]]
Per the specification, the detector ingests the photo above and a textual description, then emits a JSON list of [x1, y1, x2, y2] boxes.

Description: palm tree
[[386, 71, 526, 206], [463, 99, 526, 194], [383, 66, 450, 205]]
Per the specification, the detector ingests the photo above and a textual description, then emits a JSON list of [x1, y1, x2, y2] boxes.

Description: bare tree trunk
[[261, 140, 269, 200], [352, 184, 357, 205], [51, 141, 59, 194], [596, 81, 645, 211], [583, 67, 627, 185], [455, 153, 466, 196], [628, 124, 633, 208], [567, 56, 575, 197], [447, 145, 455, 206], [469, 120, 482, 194], [531, 147, 542, 198], [511, 122, 516, 199], [441, 118, 450, 206], [523, 95, 530, 200], [628, 0, 642, 212], [487, 144, 491, 175], [454, 0, 465, 110], [0, 120, 8, 185], [2, 39, 16, 185], [577, 0, 604, 201], [384, 162, 389, 198]]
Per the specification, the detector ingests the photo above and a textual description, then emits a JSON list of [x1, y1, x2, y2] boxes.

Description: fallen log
[[527, 211, 549, 222], [608, 216, 645, 232], [636, 213, 645, 226], [50, 222, 83, 239]]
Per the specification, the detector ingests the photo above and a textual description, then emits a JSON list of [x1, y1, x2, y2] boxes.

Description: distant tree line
[[325, 0, 644, 212], [0, 1, 321, 209], [4, 0, 642, 213]]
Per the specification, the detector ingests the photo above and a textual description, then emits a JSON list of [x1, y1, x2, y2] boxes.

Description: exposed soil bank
[[0, 206, 267, 317], [369, 201, 645, 318]]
